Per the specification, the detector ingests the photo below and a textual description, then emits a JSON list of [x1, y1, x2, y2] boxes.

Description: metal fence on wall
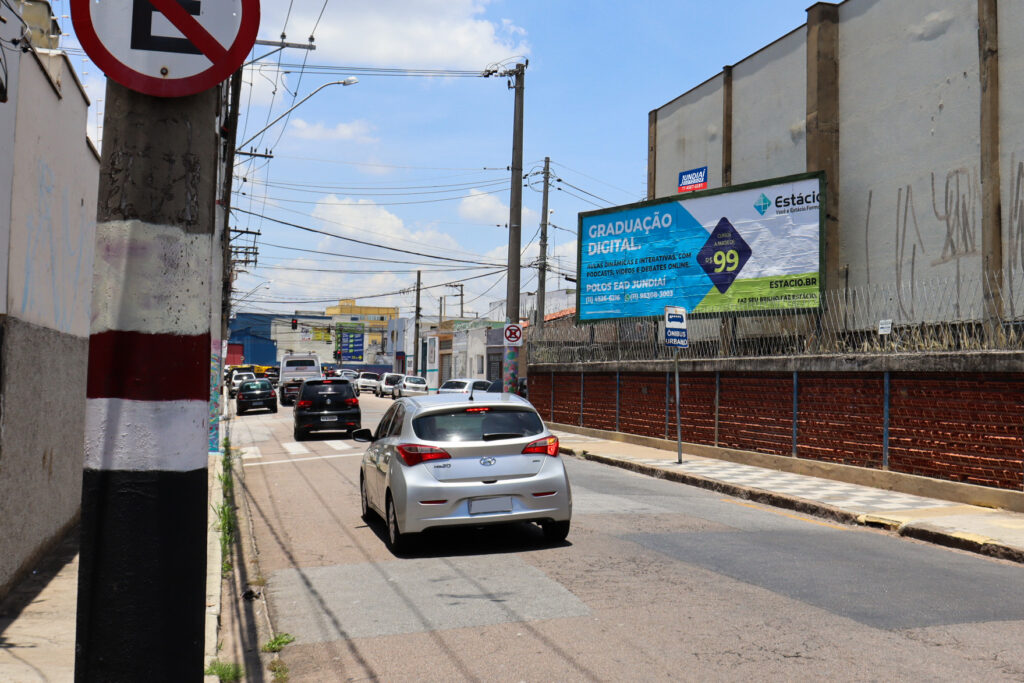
[[530, 272, 1024, 363]]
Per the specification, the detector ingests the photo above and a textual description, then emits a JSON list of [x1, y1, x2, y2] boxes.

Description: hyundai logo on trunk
[[480, 457, 496, 466]]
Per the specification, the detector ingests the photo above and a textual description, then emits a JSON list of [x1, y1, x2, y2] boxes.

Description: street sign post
[[664, 306, 687, 464], [71, 0, 260, 97], [504, 323, 523, 347], [664, 306, 689, 348]]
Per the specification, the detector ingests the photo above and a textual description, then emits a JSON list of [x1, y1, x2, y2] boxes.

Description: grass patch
[[216, 436, 239, 576], [205, 659, 243, 682], [261, 632, 296, 653], [268, 658, 289, 681]]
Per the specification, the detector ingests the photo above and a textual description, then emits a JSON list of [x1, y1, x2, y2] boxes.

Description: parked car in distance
[[236, 379, 278, 415], [353, 393, 571, 553], [278, 353, 322, 406], [376, 373, 404, 397], [355, 372, 380, 394], [229, 372, 256, 398], [393, 376, 429, 397], [339, 369, 358, 381], [438, 378, 492, 394], [293, 379, 361, 441]]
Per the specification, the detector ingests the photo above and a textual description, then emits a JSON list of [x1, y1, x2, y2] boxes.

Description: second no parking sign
[[71, 0, 260, 98]]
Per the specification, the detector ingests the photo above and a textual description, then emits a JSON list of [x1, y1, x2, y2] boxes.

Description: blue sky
[[58, 0, 814, 319]]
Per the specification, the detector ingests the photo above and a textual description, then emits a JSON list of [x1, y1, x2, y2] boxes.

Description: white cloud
[[290, 118, 377, 143], [459, 189, 538, 227], [259, 1, 529, 69], [312, 195, 466, 257]]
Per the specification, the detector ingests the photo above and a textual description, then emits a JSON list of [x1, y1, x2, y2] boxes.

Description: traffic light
[[333, 349, 341, 360], [291, 318, 298, 330]]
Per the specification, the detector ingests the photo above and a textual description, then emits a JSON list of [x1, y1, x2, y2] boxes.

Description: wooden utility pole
[[504, 62, 526, 392], [537, 156, 550, 331]]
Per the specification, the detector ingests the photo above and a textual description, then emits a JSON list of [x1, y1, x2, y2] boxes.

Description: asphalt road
[[226, 393, 1024, 681]]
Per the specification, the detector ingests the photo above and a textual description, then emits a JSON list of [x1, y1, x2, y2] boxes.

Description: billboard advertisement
[[577, 173, 823, 321], [338, 323, 364, 362]]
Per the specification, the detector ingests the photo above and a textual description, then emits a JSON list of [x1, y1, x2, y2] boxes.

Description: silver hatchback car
[[354, 393, 571, 553]]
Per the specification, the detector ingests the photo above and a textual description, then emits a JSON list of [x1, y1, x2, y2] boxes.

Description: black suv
[[293, 379, 361, 441]]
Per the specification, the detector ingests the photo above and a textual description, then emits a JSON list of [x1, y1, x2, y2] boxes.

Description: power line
[[231, 207, 505, 266], [235, 185, 510, 207]]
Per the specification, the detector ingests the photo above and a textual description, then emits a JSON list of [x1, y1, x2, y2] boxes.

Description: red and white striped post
[[75, 81, 218, 680]]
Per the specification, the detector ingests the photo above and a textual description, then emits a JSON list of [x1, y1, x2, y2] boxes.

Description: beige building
[[325, 299, 398, 348]]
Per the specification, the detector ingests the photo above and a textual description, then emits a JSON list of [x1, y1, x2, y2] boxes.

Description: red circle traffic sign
[[504, 324, 522, 343], [71, 0, 259, 98]]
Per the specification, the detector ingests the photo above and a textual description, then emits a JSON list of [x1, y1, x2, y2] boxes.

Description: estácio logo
[[754, 193, 771, 216]]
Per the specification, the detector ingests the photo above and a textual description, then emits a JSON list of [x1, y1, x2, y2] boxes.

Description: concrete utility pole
[[414, 270, 421, 376], [504, 62, 526, 392], [451, 283, 465, 317], [77, 81, 217, 680], [537, 156, 550, 331]]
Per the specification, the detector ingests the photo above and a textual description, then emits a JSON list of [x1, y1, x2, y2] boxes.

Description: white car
[[355, 372, 380, 394], [354, 393, 571, 553], [229, 372, 256, 398], [376, 373, 405, 397], [393, 376, 429, 397], [438, 378, 493, 394]]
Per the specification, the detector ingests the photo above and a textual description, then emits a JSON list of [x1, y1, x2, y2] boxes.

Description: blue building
[[228, 313, 280, 366]]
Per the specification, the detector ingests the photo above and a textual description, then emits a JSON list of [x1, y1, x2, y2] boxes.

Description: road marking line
[[283, 442, 309, 455], [324, 441, 354, 451], [243, 452, 362, 468], [239, 447, 261, 459], [721, 498, 849, 530]]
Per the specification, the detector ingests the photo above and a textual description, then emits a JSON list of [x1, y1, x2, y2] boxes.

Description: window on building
[[477, 355, 483, 374]]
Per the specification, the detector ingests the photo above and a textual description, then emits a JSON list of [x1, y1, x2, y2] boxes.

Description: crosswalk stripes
[[283, 442, 310, 455], [238, 446, 261, 460], [324, 441, 355, 451]]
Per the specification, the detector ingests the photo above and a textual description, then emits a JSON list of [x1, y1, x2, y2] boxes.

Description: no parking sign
[[71, 0, 260, 97]]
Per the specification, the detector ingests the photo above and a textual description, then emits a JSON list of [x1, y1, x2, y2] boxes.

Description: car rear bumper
[[392, 460, 572, 534], [294, 409, 361, 432]]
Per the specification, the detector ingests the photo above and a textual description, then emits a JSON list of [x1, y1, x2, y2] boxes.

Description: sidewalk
[[549, 426, 1024, 564], [4, 425, 1024, 681]]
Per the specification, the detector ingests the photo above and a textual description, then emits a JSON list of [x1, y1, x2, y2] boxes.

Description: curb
[[204, 450, 224, 683], [564, 448, 1024, 565]]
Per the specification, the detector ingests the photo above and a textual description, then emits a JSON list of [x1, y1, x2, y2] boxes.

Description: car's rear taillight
[[396, 444, 451, 466], [345, 398, 359, 407], [522, 436, 559, 456], [296, 400, 312, 408]]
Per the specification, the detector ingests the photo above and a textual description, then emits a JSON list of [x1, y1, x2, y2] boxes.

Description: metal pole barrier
[[615, 370, 620, 432], [883, 371, 891, 469], [792, 370, 799, 456], [714, 371, 721, 447]]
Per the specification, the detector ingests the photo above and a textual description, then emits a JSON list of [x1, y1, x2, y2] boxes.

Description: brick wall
[[619, 373, 668, 439], [542, 369, 1024, 491], [671, 373, 717, 445], [718, 373, 793, 455], [582, 373, 617, 431], [551, 372, 581, 426], [797, 373, 884, 468], [889, 374, 1024, 489]]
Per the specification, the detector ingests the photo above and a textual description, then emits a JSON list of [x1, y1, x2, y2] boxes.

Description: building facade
[[0, 0, 99, 599]]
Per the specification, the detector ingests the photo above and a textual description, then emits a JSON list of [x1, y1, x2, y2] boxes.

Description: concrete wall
[[838, 0, 982, 307], [652, 75, 724, 198], [648, 0, 1011, 326], [0, 2, 21, 317], [0, 43, 98, 598], [731, 27, 807, 185]]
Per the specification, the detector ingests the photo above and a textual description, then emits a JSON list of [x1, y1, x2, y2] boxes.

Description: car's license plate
[[469, 496, 512, 514], [321, 415, 338, 422]]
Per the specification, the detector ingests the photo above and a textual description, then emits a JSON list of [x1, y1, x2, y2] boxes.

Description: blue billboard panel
[[578, 174, 823, 321]]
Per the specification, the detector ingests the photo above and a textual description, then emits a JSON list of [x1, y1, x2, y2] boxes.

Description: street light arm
[[236, 78, 358, 150]]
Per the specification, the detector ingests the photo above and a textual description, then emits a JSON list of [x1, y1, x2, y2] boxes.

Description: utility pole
[[77, 80, 217, 680], [537, 156, 550, 331], [413, 270, 421, 376], [451, 283, 465, 317], [503, 61, 526, 392]]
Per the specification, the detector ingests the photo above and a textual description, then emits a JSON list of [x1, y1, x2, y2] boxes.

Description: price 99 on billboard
[[576, 173, 824, 321]]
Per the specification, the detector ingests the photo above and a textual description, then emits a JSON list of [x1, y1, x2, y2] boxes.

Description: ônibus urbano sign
[[71, 0, 260, 98]]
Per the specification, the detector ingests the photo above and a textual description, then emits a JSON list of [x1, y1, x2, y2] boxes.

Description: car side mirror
[[351, 428, 374, 443]]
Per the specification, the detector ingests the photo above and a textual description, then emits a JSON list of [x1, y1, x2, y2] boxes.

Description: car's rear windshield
[[441, 381, 466, 390], [235, 373, 255, 380], [299, 381, 355, 399], [241, 380, 271, 391], [285, 359, 317, 367], [384, 375, 402, 384], [406, 377, 426, 385], [360, 372, 379, 380], [412, 407, 544, 442]]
